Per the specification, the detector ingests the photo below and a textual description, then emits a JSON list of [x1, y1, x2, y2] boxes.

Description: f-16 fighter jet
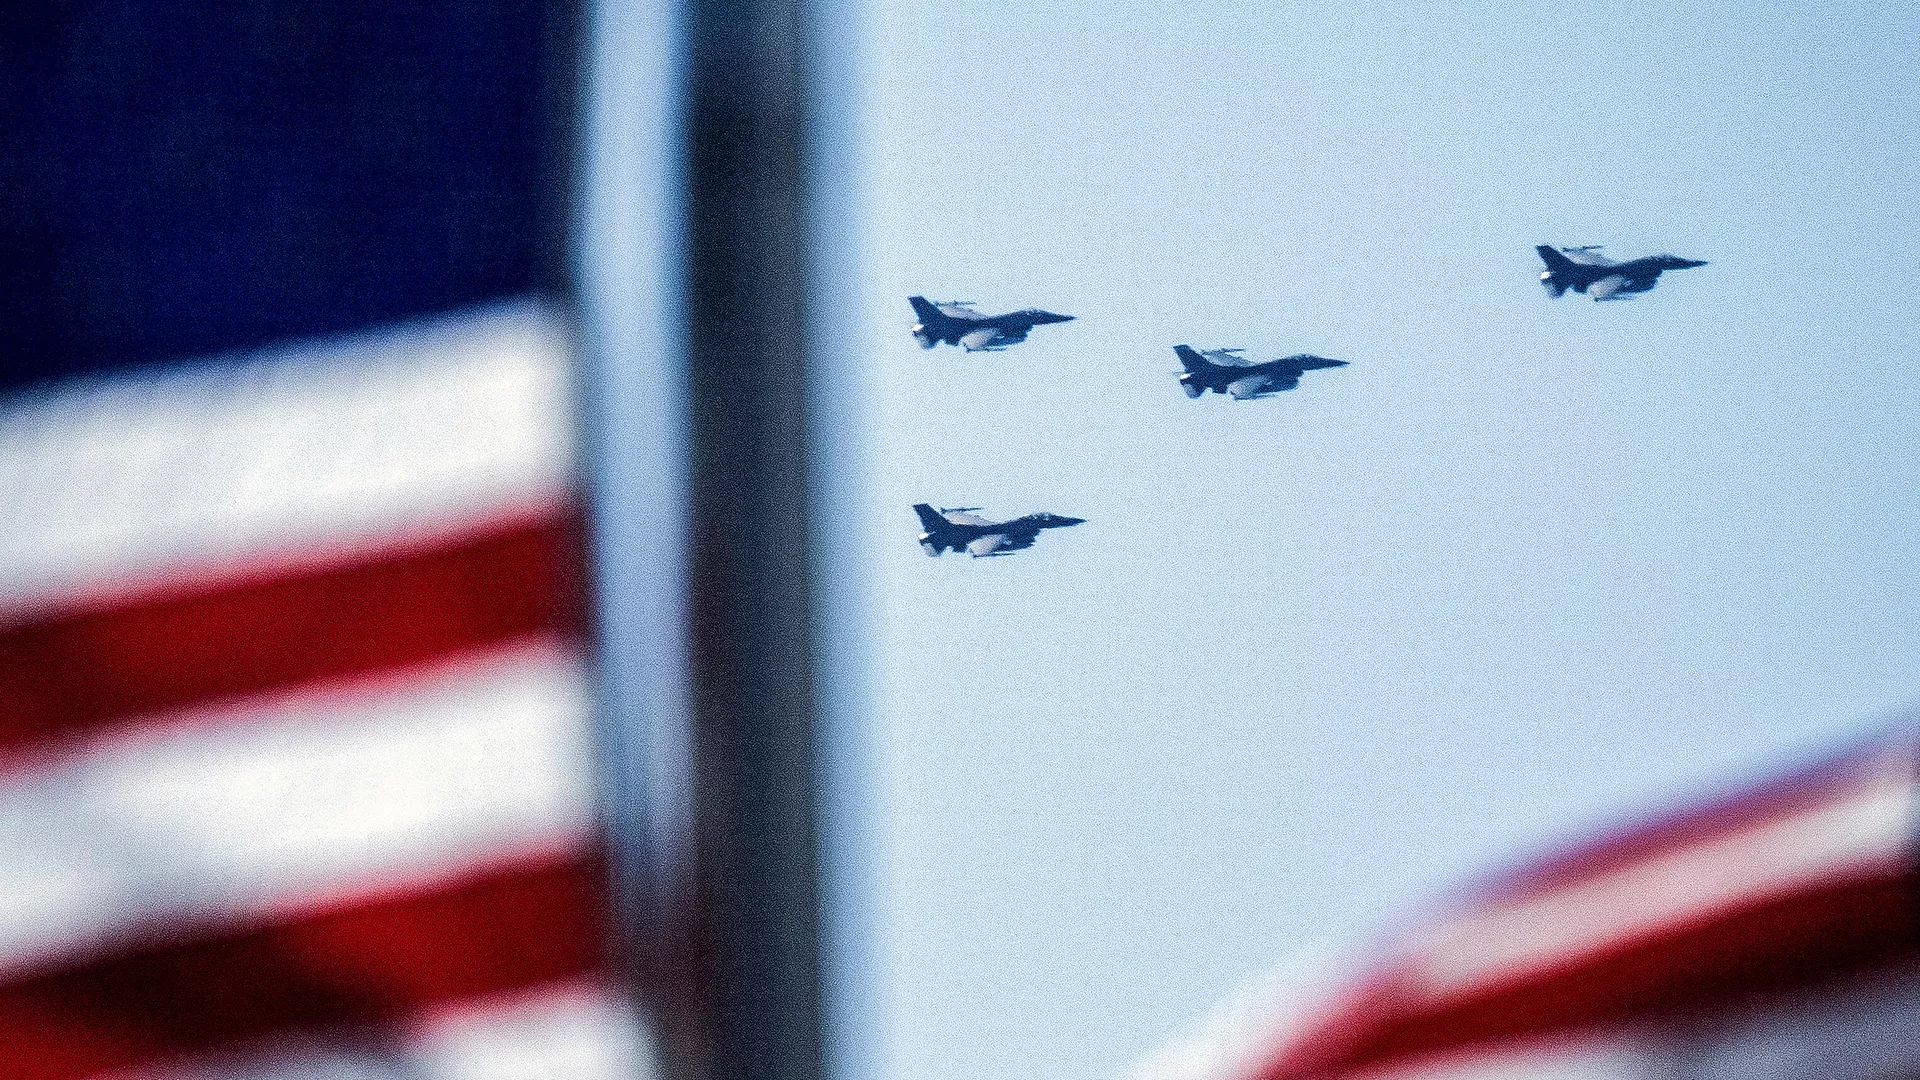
[[913, 504, 1085, 557], [1536, 245, 1707, 300], [909, 296, 1075, 351], [1174, 345, 1347, 400]]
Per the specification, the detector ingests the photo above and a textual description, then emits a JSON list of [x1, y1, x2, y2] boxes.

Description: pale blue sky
[[585, 5, 1920, 1080], [850, 5, 1920, 1080]]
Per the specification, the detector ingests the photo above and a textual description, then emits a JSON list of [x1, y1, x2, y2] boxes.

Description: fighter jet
[[909, 296, 1075, 351], [913, 504, 1085, 558], [1174, 345, 1347, 400], [1536, 245, 1707, 300]]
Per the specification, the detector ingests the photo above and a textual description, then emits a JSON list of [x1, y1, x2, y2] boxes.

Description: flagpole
[[661, 3, 826, 1080]]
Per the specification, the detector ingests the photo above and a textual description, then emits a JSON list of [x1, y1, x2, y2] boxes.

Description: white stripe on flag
[[0, 641, 594, 976], [1127, 952, 1348, 1080], [0, 301, 574, 612], [1341, 1035, 1656, 1080], [124, 982, 651, 1080]]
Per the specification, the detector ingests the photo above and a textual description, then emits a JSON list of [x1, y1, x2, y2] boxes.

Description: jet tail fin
[[908, 296, 944, 323], [911, 503, 949, 531], [1173, 345, 1215, 374], [1535, 245, 1577, 274]]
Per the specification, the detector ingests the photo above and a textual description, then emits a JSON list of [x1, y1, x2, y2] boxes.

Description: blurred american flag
[[0, 303, 645, 1079], [1137, 734, 1920, 1080]]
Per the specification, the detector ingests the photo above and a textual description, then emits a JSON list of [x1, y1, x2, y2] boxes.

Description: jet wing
[[1561, 247, 1615, 266], [958, 327, 1006, 350], [966, 533, 1011, 556], [1588, 274, 1630, 300], [1227, 374, 1294, 399], [968, 525, 1044, 556], [943, 511, 992, 526], [935, 302, 984, 319]]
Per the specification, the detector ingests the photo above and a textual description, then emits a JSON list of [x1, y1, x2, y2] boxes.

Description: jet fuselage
[[912, 504, 1085, 557], [909, 296, 1075, 351], [1174, 345, 1347, 400], [1536, 246, 1707, 300]]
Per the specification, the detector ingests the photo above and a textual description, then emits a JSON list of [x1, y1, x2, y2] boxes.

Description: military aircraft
[[913, 504, 1085, 557], [1536, 245, 1707, 300], [1173, 345, 1347, 400], [909, 296, 1075, 351]]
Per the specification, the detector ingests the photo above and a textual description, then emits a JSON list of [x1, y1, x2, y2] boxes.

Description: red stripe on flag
[[0, 853, 607, 1080], [0, 514, 584, 757], [1255, 872, 1920, 1080]]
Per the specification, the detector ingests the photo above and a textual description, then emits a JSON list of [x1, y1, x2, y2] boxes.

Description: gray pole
[[653, 3, 824, 1080]]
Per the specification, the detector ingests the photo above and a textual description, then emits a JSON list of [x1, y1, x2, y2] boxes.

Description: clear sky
[[842, 5, 1920, 1080], [584, 5, 1920, 1080]]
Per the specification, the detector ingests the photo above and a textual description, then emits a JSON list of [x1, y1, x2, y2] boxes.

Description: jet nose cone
[[1033, 311, 1074, 324], [1056, 516, 1086, 527]]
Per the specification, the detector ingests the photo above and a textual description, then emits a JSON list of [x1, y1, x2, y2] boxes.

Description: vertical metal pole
[[656, 3, 823, 1080]]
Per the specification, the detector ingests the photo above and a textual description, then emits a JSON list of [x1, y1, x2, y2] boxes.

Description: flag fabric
[[1148, 735, 1920, 1080], [0, 303, 645, 1080]]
